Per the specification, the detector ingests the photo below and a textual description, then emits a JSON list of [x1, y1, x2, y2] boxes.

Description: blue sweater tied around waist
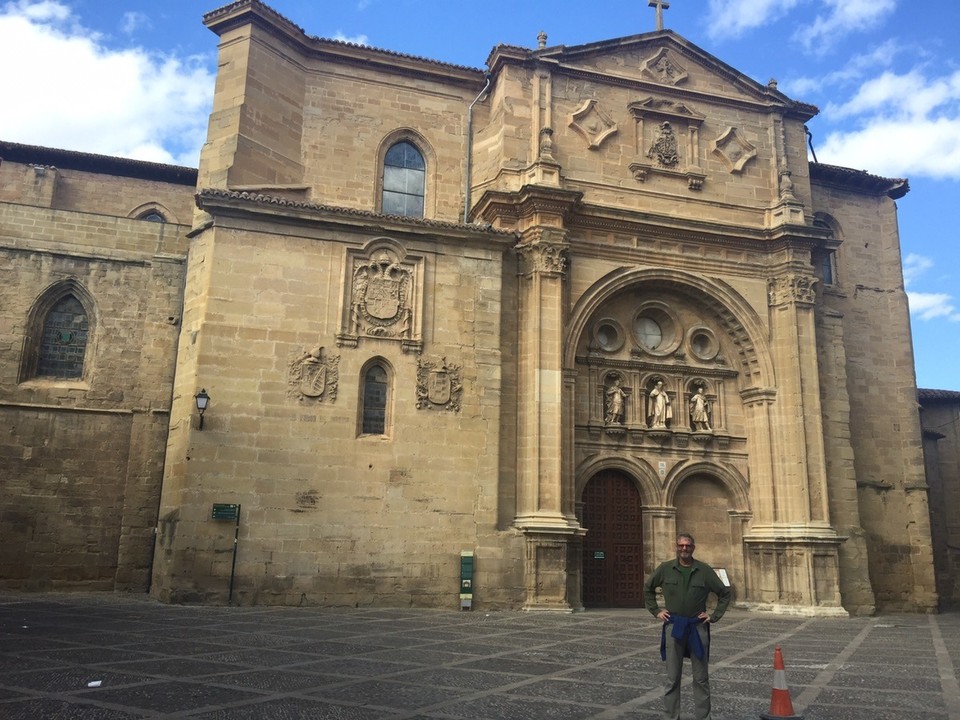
[[660, 615, 707, 661]]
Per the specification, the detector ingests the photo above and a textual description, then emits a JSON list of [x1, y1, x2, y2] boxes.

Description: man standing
[[644, 533, 731, 720]]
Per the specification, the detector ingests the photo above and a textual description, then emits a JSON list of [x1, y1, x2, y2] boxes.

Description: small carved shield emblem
[[365, 277, 400, 320], [299, 361, 327, 398], [427, 370, 451, 405]]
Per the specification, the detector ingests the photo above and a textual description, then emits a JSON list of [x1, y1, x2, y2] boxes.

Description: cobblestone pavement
[[1, 593, 958, 719]]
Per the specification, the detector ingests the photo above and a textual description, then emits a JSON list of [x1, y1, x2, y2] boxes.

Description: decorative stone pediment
[[640, 48, 689, 86], [711, 126, 757, 174], [628, 97, 705, 126], [569, 99, 618, 150]]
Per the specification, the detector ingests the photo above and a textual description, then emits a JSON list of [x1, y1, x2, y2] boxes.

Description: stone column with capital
[[741, 270, 845, 612], [513, 226, 583, 610]]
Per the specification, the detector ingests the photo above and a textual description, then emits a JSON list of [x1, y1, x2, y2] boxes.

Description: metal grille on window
[[38, 295, 88, 378]]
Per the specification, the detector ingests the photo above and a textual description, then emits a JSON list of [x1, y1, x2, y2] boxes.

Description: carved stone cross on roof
[[648, 0, 670, 31]]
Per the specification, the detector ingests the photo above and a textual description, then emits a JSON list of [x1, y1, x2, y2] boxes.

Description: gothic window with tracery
[[36, 294, 90, 379]]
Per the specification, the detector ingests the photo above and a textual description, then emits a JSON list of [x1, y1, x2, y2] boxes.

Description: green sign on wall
[[211, 503, 239, 521]]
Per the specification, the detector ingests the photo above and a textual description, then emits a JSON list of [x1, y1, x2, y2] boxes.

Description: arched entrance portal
[[673, 473, 733, 573], [581, 470, 644, 607]]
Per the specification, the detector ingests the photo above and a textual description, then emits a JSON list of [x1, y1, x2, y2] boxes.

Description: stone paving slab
[[0, 593, 958, 719]]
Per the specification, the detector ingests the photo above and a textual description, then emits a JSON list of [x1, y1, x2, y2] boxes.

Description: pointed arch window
[[382, 141, 425, 218], [20, 283, 94, 383], [360, 363, 390, 435], [37, 294, 90, 379]]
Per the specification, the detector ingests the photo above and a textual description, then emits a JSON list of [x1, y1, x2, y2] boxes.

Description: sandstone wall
[[0, 157, 190, 591], [812, 180, 938, 612]]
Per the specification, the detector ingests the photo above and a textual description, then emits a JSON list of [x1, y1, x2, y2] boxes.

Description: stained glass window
[[37, 295, 88, 378]]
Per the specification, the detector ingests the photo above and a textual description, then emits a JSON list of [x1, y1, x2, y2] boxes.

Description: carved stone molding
[[337, 240, 424, 353], [416, 356, 463, 412], [768, 274, 818, 307], [287, 344, 340, 402], [640, 48, 688, 86], [647, 430, 672, 446], [648, 121, 680, 166], [628, 97, 705, 189], [768, 274, 818, 306], [711, 126, 757, 174], [517, 241, 567, 276], [569, 99, 618, 150]]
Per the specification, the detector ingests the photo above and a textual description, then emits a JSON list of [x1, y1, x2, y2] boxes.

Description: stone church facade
[[0, 0, 947, 613]]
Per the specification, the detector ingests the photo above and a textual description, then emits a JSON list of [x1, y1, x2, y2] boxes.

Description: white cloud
[[903, 254, 933, 288], [332, 30, 368, 45], [903, 256, 960, 323], [818, 117, 960, 179], [706, 0, 802, 40], [0, 1, 214, 166], [909, 292, 960, 322], [121, 11, 150, 35], [794, 0, 897, 50], [812, 64, 960, 180], [828, 70, 960, 120], [782, 40, 903, 99]]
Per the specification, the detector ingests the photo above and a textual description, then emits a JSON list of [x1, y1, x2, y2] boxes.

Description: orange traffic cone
[[760, 646, 803, 719]]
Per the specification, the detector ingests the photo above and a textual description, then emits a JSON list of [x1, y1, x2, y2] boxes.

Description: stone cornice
[[566, 201, 831, 249], [472, 185, 584, 227], [194, 188, 517, 246], [204, 0, 484, 87]]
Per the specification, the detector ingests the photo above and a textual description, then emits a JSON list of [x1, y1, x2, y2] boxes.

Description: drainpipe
[[464, 72, 493, 224], [805, 125, 819, 164]]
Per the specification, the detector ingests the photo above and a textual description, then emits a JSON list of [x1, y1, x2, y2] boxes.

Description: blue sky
[[1, 0, 958, 390]]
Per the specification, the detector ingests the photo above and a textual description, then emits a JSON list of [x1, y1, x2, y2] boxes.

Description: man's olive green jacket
[[644, 558, 731, 622]]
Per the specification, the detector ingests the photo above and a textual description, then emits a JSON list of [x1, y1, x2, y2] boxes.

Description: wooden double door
[[581, 470, 644, 608]]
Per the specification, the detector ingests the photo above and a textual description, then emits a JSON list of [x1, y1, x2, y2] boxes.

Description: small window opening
[[362, 364, 389, 435]]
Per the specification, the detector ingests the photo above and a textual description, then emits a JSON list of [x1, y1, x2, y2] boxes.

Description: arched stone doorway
[[581, 470, 644, 607], [673, 473, 734, 574]]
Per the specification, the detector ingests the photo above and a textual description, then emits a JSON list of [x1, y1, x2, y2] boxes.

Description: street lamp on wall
[[194, 388, 210, 430]]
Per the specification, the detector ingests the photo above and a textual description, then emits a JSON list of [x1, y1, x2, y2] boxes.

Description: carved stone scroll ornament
[[569, 99, 618, 150], [288, 345, 340, 402], [711, 126, 757, 174], [768, 274, 818, 306], [640, 48, 688, 86], [416, 356, 463, 412]]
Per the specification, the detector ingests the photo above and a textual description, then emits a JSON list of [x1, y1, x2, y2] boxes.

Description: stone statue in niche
[[648, 121, 679, 167], [690, 385, 711, 431], [648, 379, 672, 428], [288, 345, 340, 402], [604, 377, 626, 424]]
